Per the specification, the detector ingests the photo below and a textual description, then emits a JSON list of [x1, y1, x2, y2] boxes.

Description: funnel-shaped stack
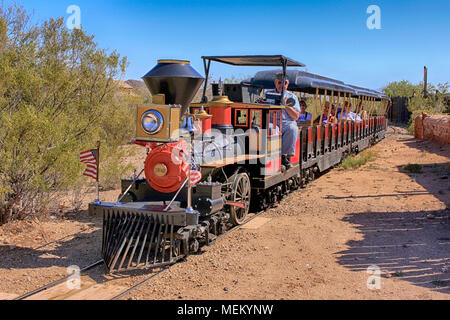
[[142, 60, 205, 119]]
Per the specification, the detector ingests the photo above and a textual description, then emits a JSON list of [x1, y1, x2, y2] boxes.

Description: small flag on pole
[[181, 163, 202, 186], [80, 149, 99, 180]]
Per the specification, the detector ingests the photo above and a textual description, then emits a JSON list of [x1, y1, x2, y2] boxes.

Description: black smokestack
[[142, 60, 205, 119]]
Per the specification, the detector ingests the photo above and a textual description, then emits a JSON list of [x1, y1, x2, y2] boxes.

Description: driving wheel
[[229, 173, 251, 225]]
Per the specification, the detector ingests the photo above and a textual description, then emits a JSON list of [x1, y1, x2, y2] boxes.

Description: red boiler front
[[144, 142, 189, 194]]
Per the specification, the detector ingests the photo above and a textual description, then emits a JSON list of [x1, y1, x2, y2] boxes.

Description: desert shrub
[[383, 81, 448, 134], [403, 164, 423, 173], [406, 83, 449, 134], [383, 81, 419, 98], [0, 5, 137, 224], [342, 150, 378, 170], [99, 145, 135, 191]]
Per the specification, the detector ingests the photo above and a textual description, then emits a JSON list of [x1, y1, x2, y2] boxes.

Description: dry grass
[[342, 150, 378, 170]]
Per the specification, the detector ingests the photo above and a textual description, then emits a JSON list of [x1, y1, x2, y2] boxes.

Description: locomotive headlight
[[141, 110, 164, 135]]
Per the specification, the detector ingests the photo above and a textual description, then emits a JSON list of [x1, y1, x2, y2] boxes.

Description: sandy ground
[[0, 126, 449, 300]]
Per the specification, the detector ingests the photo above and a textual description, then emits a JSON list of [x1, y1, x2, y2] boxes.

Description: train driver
[[265, 73, 300, 169]]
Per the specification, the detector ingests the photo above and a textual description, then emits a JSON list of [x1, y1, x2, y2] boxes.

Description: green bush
[[403, 164, 423, 173], [0, 5, 143, 224], [406, 83, 448, 134], [342, 150, 378, 170], [383, 81, 448, 134], [383, 81, 420, 98]]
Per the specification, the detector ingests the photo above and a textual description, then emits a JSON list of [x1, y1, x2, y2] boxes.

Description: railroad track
[[12, 209, 267, 301], [10, 135, 368, 301]]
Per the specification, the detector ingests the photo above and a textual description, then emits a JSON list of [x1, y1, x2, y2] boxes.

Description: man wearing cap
[[265, 73, 300, 169]]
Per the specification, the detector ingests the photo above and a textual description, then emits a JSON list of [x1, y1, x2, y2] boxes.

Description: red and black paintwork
[[92, 56, 389, 274], [191, 100, 387, 194]]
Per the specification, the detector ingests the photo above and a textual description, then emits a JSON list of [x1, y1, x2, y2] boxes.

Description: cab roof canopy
[[348, 85, 390, 100], [201, 55, 306, 67], [248, 69, 388, 101], [200, 55, 306, 102], [250, 70, 356, 95]]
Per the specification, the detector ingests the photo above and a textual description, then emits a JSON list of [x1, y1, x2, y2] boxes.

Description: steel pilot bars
[[101, 205, 188, 273]]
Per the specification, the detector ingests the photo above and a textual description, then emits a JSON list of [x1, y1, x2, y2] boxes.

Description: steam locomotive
[[89, 55, 389, 273]]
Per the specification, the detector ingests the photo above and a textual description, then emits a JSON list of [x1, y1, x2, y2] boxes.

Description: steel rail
[[12, 209, 265, 301], [12, 121, 388, 301], [109, 209, 267, 300], [103, 120, 388, 299], [110, 267, 170, 300], [14, 259, 104, 300]]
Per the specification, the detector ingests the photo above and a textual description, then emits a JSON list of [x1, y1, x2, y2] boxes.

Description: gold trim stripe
[[157, 59, 190, 65]]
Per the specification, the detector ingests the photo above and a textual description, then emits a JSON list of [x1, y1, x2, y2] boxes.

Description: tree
[[383, 79, 449, 133], [0, 5, 130, 224], [382, 80, 421, 98], [405, 82, 448, 134]]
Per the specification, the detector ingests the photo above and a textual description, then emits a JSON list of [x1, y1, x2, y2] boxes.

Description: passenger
[[314, 102, 330, 124], [359, 106, 368, 119], [356, 101, 362, 115], [362, 110, 368, 119], [298, 100, 312, 123], [337, 101, 355, 121], [346, 111, 357, 121], [336, 102, 346, 121], [328, 104, 337, 124], [354, 104, 364, 122], [337, 101, 350, 121], [265, 73, 300, 169]]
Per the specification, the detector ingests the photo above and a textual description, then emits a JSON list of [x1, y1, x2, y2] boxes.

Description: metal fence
[[387, 97, 411, 124]]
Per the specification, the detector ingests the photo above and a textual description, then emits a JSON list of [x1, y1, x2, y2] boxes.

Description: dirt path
[[0, 127, 449, 300]]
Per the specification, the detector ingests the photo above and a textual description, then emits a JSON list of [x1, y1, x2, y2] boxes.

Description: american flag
[[80, 149, 99, 180], [181, 163, 202, 186]]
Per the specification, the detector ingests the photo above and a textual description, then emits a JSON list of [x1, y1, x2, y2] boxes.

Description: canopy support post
[[201, 58, 211, 103], [311, 88, 319, 127], [280, 58, 288, 101]]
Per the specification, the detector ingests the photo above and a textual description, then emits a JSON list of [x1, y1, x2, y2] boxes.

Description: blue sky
[[5, 0, 450, 90]]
